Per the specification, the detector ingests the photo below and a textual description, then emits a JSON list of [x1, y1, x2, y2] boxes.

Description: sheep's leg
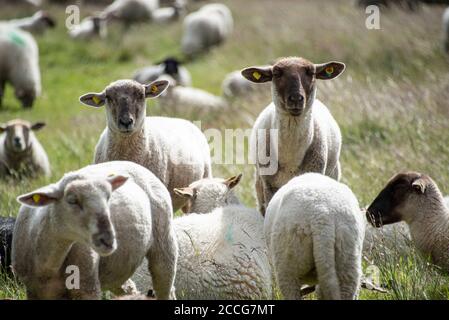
[[146, 229, 178, 300], [111, 279, 139, 297], [276, 273, 303, 300], [255, 175, 266, 215]]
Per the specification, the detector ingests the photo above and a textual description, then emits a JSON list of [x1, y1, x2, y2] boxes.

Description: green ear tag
[[32, 194, 41, 204], [325, 66, 334, 77], [92, 96, 101, 105], [253, 71, 261, 80]]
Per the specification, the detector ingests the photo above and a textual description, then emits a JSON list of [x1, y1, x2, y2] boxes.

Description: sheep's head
[[241, 57, 345, 117], [366, 172, 439, 227], [17, 174, 129, 256], [34, 11, 56, 29], [174, 174, 242, 214], [0, 119, 45, 153], [79, 79, 169, 134]]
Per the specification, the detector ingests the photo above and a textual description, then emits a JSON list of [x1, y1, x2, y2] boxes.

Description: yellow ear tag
[[92, 96, 101, 105], [253, 71, 261, 80], [325, 66, 334, 76], [151, 85, 158, 94], [108, 172, 116, 177], [32, 194, 41, 204]]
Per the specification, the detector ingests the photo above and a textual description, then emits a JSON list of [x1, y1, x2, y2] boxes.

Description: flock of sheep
[[1, 0, 449, 300]]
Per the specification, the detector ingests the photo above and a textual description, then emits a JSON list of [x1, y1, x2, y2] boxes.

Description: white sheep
[[133, 174, 273, 299], [242, 57, 345, 215], [222, 69, 271, 99], [79, 79, 212, 211], [0, 26, 41, 108], [2, 11, 56, 35], [152, 2, 185, 24], [265, 173, 365, 300], [443, 7, 449, 53], [367, 172, 449, 272], [181, 3, 233, 57], [0, 119, 50, 178], [12, 161, 178, 299], [133, 57, 192, 87], [100, 0, 159, 25], [69, 16, 107, 40]]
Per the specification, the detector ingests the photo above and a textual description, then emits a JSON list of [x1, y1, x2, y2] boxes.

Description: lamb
[[264, 173, 365, 300], [222, 69, 271, 99], [0, 119, 50, 178], [0, 216, 15, 274], [367, 172, 449, 272], [443, 7, 449, 53], [242, 56, 345, 215], [79, 79, 212, 211], [133, 57, 192, 87], [2, 11, 56, 35], [0, 26, 41, 108], [133, 174, 273, 299], [69, 16, 107, 40], [12, 161, 178, 299], [181, 3, 233, 57], [100, 0, 159, 26]]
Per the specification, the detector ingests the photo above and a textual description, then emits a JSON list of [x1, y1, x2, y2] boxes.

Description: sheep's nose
[[119, 117, 134, 129], [288, 95, 304, 104], [13, 137, 22, 146]]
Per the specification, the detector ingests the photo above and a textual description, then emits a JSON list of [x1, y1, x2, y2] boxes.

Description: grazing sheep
[[242, 57, 345, 215], [79, 79, 212, 211], [134, 174, 273, 299], [152, 1, 186, 24], [0, 26, 41, 108], [0, 216, 15, 274], [100, 0, 159, 26], [443, 7, 449, 53], [222, 69, 271, 99], [181, 3, 233, 57], [12, 161, 178, 299], [3, 11, 56, 35], [0, 119, 50, 178], [133, 57, 192, 87], [367, 172, 449, 272], [265, 173, 365, 300], [69, 16, 107, 40]]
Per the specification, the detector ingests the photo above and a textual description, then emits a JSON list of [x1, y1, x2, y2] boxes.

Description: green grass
[[1, 0, 449, 299]]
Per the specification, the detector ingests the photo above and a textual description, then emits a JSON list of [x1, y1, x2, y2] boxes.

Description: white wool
[[69, 16, 107, 40]]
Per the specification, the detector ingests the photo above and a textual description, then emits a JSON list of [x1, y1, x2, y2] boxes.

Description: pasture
[[1, 0, 449, 299]]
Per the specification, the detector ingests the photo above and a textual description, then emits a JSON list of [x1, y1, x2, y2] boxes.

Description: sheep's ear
[[315, 62, 346, 80], [79, 92, 106, 107], [223, 173, 242, 190], [17, 186, 61, 207], [241, 66, 273, 83], [31, 122, 46, 131], [411, 178, 427, 194], [144, 80, 169, 98], [174, 187, 194, 198], [107, 174, 129, 191]]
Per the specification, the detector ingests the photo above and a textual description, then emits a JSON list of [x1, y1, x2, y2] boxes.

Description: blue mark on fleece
[[8, 30, 26, 47], [225, 222, 234, 243]]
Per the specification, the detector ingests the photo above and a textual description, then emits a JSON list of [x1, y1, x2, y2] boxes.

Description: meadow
[[1, 0, 449, 299]]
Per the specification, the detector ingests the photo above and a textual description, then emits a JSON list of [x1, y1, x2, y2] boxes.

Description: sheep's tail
[[311, 223, 341, 300]]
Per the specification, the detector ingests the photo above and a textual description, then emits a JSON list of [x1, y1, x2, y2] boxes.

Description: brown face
[[241, 57, 346, 117], [366, 172, 430, 227]]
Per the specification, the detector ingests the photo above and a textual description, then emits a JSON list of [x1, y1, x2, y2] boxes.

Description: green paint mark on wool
[[225, 222, 234, 243], [8, 30, 26, 47]]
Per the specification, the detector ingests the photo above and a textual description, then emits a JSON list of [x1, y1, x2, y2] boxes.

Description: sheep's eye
[[66, 195, 80, 207]]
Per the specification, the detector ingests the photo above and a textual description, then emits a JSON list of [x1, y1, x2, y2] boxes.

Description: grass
[[1, 0, 449, 299]]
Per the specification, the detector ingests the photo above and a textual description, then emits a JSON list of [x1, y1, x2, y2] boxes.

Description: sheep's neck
[[107, 127, 147, 162], [34, 212, 73, 276], [3, 142, 33, 170]]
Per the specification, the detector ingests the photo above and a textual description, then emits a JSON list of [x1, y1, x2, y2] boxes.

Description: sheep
[[12, 161, 178, 300], [79, 79, 212, 211], [69, 16, 107, 40], [242, 56, 345, 216], [133, 174, 273, 299], [264, 173, 365, 300], [133, 57, 192, 87], [0, 119, 50, 178], [366, 172, 449, 272], [181, 3, 233, 57], [0, 216, 15, 274], [0, 26, 41, 108], [222, 69, 271, 100], [152, 1, 186, 24], [100, 0, 160, 26], [2, 11, 56, 35], [443, 7, 449, 53]]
